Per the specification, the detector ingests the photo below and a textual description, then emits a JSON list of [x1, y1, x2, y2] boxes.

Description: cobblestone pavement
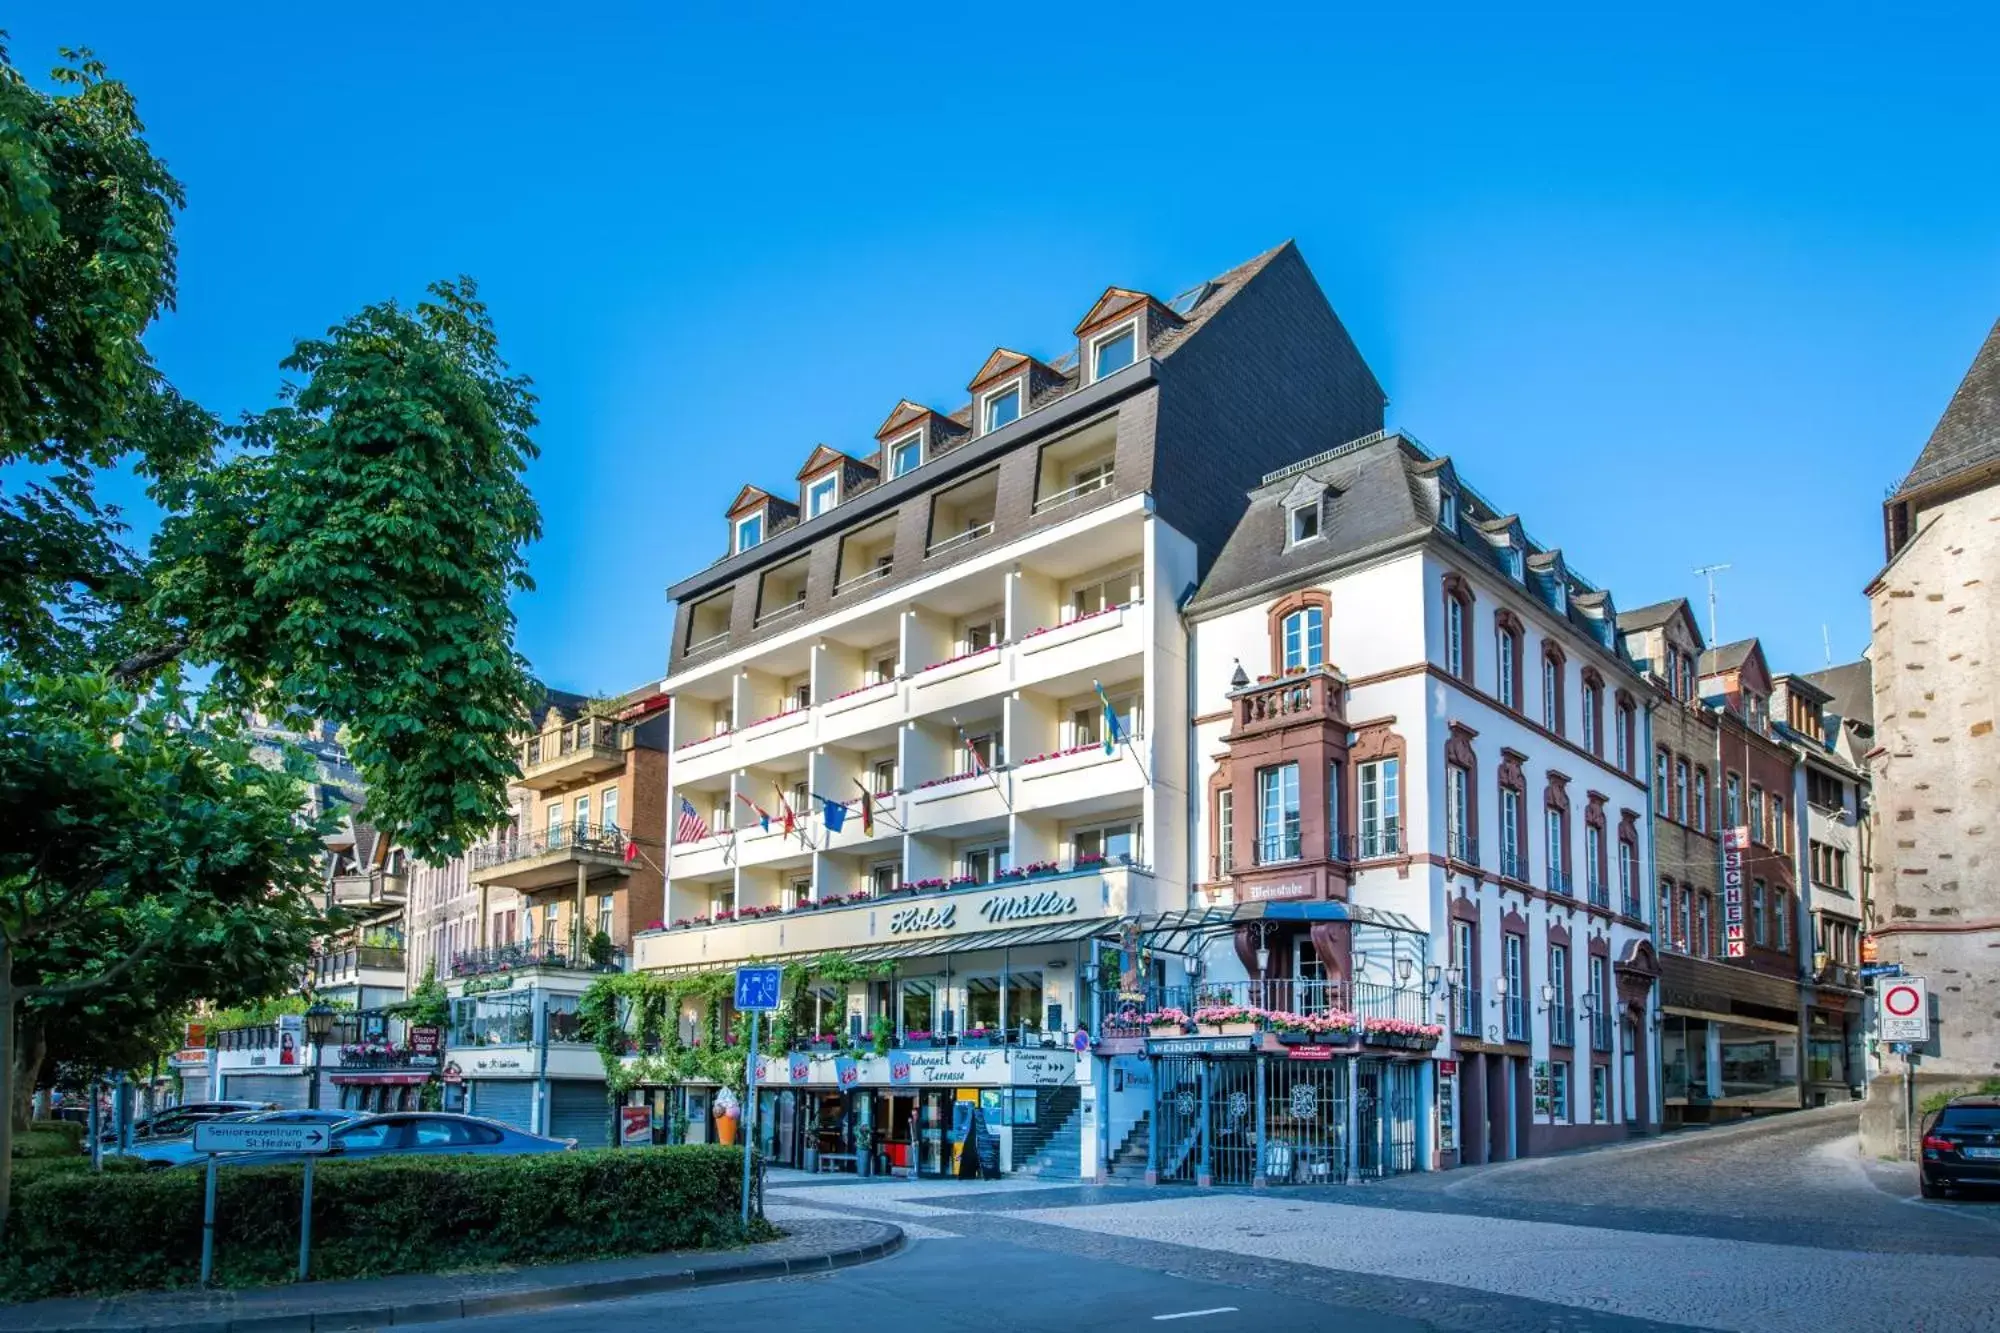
[[760, 1112, 2000, 1332]]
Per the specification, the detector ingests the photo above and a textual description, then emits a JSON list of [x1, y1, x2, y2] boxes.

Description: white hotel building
[[636, 242, 1388, 1178]]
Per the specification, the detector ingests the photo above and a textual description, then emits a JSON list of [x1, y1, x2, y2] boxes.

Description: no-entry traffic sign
[[1877, 977, 1930, 1044]]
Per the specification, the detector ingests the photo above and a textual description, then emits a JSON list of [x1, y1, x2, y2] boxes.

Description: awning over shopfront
[[641, 916, 1118, 975], [1133, 902, 1425, 956]]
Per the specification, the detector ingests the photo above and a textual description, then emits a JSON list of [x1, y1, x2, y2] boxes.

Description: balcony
[[518, 716, 624, 792], [1549, 868, 1575, 898], [449, 942, 626, 979], [1226, 665, 1346, 740], [1096, 978, 1435, 1045], [927, 521, 993, 559], [310, 944, 406, 991], [1498, 848, 1529, 882], [1589, 1011, 1614, 1052], [330, 868, 408, 909], [470, 822, 636, 891], [1446, 831, 1478, 867], [1549, 1010, 1575, 1048], [1586, 873, 1609, 909]]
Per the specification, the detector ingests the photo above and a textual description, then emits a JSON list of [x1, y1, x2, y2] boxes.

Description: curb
[[28, 1226, 905, 1333]]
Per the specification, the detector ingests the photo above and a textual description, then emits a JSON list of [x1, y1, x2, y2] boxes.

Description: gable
[[726, 485, 772, 518], [1073, 286, 1157, 336], [875, 399, 932, 441], [968, 347, 1032, 392], [795, 444, 850, 481]]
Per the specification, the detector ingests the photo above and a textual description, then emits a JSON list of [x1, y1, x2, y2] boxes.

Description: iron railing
[[449, 942, 626, 977], [1096, 979, 1429, 1033], [473, 821, 628, 871], [1549, 868, 1574, 897], [1499, 847, 1529, 881], [1549, 1007, 1575, 1048], [1446, 831, 1477, 865], [1586, 872, 1609, 908], [311, 946, 405, 985], [1345, 822, 1403, 860], [1590, 1011, 1614, 1052]]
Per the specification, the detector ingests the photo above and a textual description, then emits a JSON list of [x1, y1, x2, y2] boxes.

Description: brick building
[[1862, 316, 2000, 1156]]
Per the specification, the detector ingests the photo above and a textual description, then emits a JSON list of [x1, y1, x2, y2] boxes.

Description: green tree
[[0, 42, 541, 1234]]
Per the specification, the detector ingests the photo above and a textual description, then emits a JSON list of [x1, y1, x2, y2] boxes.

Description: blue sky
[[14, 4, 1997, 692]]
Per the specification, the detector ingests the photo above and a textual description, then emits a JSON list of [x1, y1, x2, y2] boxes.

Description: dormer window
[[1289, 500, 1321, 545], [1439, 490, 1458, 533], [888, 432, 923, 479], [1505, 545, 1524, 581], [1552, 581, 1568, 615], [734, 511, 764, 554], [1091, 322, 1138, 381], [983, 382, 1023, 434], [806, 473, 839, 519]]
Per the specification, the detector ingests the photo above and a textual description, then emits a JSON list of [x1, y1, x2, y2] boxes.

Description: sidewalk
[[1, 1218, 903, 1333]]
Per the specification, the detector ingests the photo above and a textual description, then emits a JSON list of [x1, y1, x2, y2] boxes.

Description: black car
[[1920, 1096, 2000, 1198]]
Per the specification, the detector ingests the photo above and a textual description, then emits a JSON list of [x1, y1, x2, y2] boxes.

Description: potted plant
[[1194, 1004, 1260, 1036], [960, 1026, 994, 1048], [1146, 1007, 1192, 1037], [809, 1031, 837, 1053], [903, 1028, 936, 1049]]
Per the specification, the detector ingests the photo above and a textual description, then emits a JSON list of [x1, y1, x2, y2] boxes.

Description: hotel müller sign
[[887, 886, 1081, 937]]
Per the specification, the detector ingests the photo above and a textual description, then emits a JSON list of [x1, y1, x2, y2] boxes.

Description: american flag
[[675, 795, 709, 844]]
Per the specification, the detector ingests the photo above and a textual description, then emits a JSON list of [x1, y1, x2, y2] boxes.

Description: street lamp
[[304, 1001, 336, 1110]]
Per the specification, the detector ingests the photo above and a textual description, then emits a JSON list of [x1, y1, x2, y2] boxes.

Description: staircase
[[1107, 1111, 1150, 1178], [1012, 1086, 1083, 1179]]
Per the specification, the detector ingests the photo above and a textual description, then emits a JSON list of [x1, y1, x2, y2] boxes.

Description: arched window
[[1442, 573, 1475, 682], [1495, 611, 1524, 710], [1282, 606, 1324, 671], [1541, 643, 1566, 735]]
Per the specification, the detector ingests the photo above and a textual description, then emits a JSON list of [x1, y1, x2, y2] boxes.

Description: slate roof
[[1802, 659, 1874, 730], [1187, 433, 1433, 614], [1189, 432, 1629, 670], [1896, 316, 2000, 497], [1616, 599, 1689, 634], [1698, 638, 1758, 676]]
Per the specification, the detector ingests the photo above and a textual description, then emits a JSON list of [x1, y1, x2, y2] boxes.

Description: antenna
[[1692, 563, 1731, 645], [1822, 624, 1833, 669]]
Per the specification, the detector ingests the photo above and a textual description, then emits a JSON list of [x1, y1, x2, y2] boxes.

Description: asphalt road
[[399, 1233, 1440, 1333], [423, 1109, 2000, 1333]]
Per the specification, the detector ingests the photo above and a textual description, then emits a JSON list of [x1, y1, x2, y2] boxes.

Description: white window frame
[[980, 379, 1024, 435], [961, 842, 1011, 885], [601, 786, 620, 836], [1088, 319, 1139, 382], [1445, 764, 1469, 859], [1438, 489, 1457, 533], [733, 510, 764, 554], [1215, 788, 1234, 875], [1545, 807, 1565, 890], [1287, 500, 1322, 546], [1357, 758, 1399, 858], [1257, 763, 1301, 864], [1542, 657, 1560, 730], [1281, 606, 1325, 671], [1445, 596, 1464, 677], [1581, 684, 1599, 752], [888, 431, 923, 479], [1065, 570, 1135, 623], [1072, 819, 1139, 865], [806, 472, 840, 518], [1497, 628, 1517, 708]]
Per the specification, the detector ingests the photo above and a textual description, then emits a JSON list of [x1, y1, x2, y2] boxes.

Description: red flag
[[623, 839, 638, 863]]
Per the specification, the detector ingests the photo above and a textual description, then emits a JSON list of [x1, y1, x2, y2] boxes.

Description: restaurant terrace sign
[[887, 886, 1081, 936]]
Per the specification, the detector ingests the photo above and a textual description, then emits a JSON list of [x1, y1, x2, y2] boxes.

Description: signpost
[[733, 966, 783, 1231], [1721, 827, 1749, 958], [1878, 978, 1929, 1043], [1877, 977, 1931, 1161], [191, 1122, 333, 1285], [1859, 962, 1904, 981]]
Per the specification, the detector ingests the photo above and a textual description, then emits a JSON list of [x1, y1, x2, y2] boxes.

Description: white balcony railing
[[1033, 470, 1114, 513], [926, 522, 993, 558]]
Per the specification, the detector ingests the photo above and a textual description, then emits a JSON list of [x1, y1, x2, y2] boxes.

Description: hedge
[[1, 1145, 758, 1300], [27, 1119, 86, 1150]]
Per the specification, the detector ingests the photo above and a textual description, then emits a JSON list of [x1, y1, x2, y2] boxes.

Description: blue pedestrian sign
[[734, 965, 783, 1011]]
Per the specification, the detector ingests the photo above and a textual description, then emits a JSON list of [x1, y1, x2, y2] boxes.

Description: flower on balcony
[[1017, 743, 1102, 766], [996, 860, 1059, 881], [1020, 604, 1125, 639], [1075, 852, 1106, 868], [904, 1029, 932, 1041], [947, 875, 977, 888], [919, 643, 1001, 673], [1362, 1016, 1444, 1040], [1262, 1008, 1359, 1037], [675, 726, 731, 751], [915, 771, 983, 791], [789, 898, 821, 912], [712, 908, 737, 924], [1142, 1007, 1193, 1027], [962, 1026, 991, 1039], [643, 919, 664, 932], [1192, 1004, 1261, 1026], [827, 680, 893, 703]]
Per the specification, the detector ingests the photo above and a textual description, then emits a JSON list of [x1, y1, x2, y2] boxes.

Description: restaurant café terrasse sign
[[886, 886, 1080, 937]]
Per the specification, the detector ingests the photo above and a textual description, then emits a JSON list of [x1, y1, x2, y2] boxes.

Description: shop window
[[1006, 972, 1045, 1035], [1550, 1062, 1571, 1122], [900, 980, 935, 1035], [965, 977, 1002, 1031], [1590, 1065, 1610, 1123]]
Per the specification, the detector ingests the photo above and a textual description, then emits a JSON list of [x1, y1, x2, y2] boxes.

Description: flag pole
[[953, 715, 1011, 810], [1093, 679, 1151, 785]]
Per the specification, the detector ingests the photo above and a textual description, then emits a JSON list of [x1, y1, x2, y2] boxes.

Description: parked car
[[1921, 1096, 2000, 1198], [100, 1101, 276, 1143], [184, 1112, 574, 1167], [118, 1108, 361, 1170]]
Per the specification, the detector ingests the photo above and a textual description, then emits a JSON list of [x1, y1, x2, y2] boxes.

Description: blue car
[[190, 1111, 574, 1166]]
